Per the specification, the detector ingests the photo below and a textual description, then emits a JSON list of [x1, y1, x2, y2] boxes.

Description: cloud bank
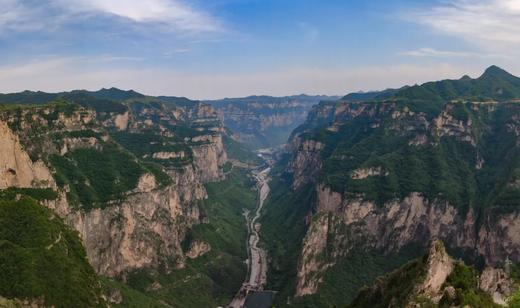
[[0, 0, 220, 33], [411, 0, 520, 45]]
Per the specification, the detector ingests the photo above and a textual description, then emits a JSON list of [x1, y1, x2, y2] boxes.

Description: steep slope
[[0, 196, 106, 307], [207, 95, 339, 149], [350, 241, 504, 308], [261, 66, 520, 306], [0, 89, 260, 307], [394, 65, 520, 102]]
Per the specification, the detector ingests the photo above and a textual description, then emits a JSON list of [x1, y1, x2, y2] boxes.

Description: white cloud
[[399, 47, 509, 59], [0, 0, 220, 33], [0, 57, 497, 99], [410, 0, 520, 46]]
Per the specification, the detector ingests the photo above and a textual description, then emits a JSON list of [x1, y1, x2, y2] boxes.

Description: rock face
[[283, 97, 520, 299], [0, 100, 228, 279], [186, 240, 211, 259], [287, 137, 324, 190], [191, 134, 228, 182], [350, 240, 509, 307], [479, 267, 516, 306], [0, 121, 54, 189], [67, 166, 205, 277], [413, 240, 454, 302]]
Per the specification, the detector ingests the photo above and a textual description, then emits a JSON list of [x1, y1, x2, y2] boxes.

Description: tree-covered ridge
[[303, 102, 519, 211], [338, 66, 520, 104], [393, 65, 520, 102], [291, 67, 520, 212], [0, 196, 106, 307]]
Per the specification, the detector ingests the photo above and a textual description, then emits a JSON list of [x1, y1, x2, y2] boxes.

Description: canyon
[[2, 66, 520, 307]]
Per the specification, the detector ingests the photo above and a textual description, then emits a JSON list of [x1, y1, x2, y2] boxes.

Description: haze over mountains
[[1, 65, 520, 308]]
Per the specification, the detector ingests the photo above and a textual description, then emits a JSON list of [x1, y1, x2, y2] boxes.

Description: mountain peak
[[480, 65, 513, 79]]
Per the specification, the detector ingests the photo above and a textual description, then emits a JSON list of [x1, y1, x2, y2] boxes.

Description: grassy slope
[[104, 168, 257, 307], [0, 196, 106, 308]]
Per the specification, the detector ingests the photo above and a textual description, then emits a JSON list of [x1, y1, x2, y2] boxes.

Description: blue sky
[[0, 0, 519, 99]]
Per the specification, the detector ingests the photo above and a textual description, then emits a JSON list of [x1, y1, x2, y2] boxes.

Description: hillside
[[0, 90, 261, 307], [260, 66, 520, 307], [0, 195, 106, 307], [350, 240, 507, 308]]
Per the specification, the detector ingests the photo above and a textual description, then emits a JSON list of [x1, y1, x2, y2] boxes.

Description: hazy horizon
[[1, 0, 520, 99]]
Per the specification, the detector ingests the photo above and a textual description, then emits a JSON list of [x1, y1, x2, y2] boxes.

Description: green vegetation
[[294, 245, 424, 307], [439, 263, 499, 308], [223, 134, 263, 165], [110, 131, 193, 167], [105, 169, 257, 307], [298, 102, 520, 215], [348, 253, 497, 308], [101, 277, 164, 308], [50, 142, 146, 210], [0, 188, 58, 202], [259, 169, 315, 306], [394, 65, 520, 103], [0, 197, 106, 307], [349, 255, 428, 308]]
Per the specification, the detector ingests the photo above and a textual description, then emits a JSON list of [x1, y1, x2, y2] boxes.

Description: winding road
[[229, 167, 271, 308]]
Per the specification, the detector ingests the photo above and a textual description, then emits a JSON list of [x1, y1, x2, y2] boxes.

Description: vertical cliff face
[[66, 166, 205, 277], [278, 95, 520, 302], [0, 121, 54, 189], [0, 98, 229, 279]]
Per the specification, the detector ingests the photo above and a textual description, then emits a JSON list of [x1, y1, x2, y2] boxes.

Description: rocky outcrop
[[295, 189, 472, 296], [351, 167, 388, 179], [413, 240, 454, 303], [65, 166, 205, 277], [114, 111, 130, 131], [0, 121, 55, 189], [479, 267, 516, 306], [0, 102, 227, 280], [287, 137, 324, 190], [191, 134, 227, 182], [186, 241, 211, 259]]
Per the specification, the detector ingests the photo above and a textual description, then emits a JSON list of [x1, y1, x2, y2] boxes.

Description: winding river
[[229, 167, 271, 308]]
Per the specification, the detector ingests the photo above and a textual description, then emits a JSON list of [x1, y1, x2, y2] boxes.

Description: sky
[[0, 0, 519, 99]]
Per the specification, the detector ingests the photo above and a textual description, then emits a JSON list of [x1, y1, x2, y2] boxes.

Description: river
[[228, 167, 273, 308]]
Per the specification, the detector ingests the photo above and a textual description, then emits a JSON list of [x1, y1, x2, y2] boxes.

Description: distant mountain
[[394, 65, 520, 102], [342, 88, 401, 102], [206, 94, 340, 149], [85, 87, 145, 101], [341, 66, 520, 103], [0, 87, 145, 105]]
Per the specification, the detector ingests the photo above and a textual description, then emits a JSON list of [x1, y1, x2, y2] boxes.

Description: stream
[[228, 167, 274, 308]]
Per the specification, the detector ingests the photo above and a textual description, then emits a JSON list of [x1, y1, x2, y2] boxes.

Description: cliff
[[0, 97, 229, 280], [267, 67, 520, 306]]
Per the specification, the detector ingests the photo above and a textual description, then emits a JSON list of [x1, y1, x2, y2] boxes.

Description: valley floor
[[230, 167, 274, 308]]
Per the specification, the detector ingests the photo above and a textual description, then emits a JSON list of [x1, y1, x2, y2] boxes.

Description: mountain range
[[1, 66, 520, 307]]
